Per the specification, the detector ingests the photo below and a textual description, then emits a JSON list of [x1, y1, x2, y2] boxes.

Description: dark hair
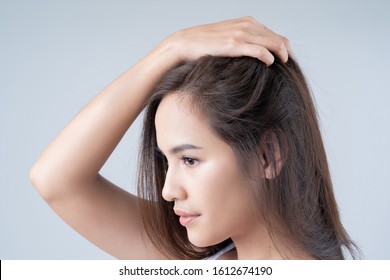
[[137, 55, 359, 259]]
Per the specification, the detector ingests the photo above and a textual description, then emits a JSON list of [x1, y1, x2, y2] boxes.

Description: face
[[155, 93, 261, 247]]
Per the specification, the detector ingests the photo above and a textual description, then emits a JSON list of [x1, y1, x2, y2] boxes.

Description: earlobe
[[260, 130, 284, 179]]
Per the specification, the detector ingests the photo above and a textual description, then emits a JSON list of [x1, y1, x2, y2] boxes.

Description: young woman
[[30, 17, 358, 259]]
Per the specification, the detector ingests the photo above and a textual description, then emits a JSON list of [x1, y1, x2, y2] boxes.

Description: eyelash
[[181, 156, 199, 167], [156, 150, 199, 167]]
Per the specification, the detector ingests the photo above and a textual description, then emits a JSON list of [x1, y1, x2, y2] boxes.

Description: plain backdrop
[[1, 0, 389, 259]]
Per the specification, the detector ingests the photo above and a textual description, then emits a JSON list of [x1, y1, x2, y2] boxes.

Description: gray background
[[1, 0, 389, 259]]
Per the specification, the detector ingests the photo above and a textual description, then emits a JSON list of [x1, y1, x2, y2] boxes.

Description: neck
[[230, 218, 311, 260], [232, 224, 283, 259]]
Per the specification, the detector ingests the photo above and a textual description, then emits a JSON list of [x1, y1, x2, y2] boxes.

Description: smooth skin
[[156, 94, 286, 259], [30, 17, 290, 259]]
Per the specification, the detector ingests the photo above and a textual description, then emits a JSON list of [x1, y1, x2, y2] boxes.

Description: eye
[[182, 156, 198, 167]]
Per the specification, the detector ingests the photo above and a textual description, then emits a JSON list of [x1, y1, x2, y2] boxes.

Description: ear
[[259, 130, 284, 179]]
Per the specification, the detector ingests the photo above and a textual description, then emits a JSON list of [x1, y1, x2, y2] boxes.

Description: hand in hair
[[158, 16, 291, 67], [30, 17, 292, 260]]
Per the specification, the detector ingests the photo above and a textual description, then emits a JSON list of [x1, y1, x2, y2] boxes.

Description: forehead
[[154, 93, 217, 150]]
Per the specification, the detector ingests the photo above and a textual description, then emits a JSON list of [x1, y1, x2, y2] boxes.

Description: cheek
[[192, 159, 250, 212], [185, 158, 256, 246]]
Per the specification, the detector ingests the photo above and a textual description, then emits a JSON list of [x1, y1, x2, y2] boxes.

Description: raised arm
[[29, 17, 290, 259]]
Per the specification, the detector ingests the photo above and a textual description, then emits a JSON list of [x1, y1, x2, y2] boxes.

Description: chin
[[187, 230, 225, 248]]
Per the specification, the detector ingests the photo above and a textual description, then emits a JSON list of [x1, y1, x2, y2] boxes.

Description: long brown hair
[[137, 55, 359, 259]]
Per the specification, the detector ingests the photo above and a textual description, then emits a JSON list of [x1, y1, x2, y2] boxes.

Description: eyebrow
[[156, 144, 203, 155]]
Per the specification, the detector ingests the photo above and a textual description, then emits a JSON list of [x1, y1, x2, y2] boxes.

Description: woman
[[30, 17, 358, 259]]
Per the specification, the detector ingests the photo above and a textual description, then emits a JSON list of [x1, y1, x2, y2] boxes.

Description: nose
[[162, 166, 187, 202]]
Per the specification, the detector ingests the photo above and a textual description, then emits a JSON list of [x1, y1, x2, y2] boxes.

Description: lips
[[174, 209, 200, 227]]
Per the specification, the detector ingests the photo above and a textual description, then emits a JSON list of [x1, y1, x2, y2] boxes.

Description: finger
[[244, 33, 289, 63], [235, 19, 290, 62], [284, 37, 292, 55], [239, 44, 275, 66], [272, 33, 292, 56], [234, 16, 258, 25]]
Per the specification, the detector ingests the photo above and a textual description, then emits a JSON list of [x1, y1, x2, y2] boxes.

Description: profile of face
[[155, 93, 263, 248], [142, 56, 357, 260]]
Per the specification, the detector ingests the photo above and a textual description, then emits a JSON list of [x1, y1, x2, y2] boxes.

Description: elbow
[[30, 161, 88, 203], [29, 162, 56, 202]]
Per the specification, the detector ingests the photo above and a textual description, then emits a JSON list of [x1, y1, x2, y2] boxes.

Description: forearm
[[30, 42, 176, 197], [30, 16, 291, 199]]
